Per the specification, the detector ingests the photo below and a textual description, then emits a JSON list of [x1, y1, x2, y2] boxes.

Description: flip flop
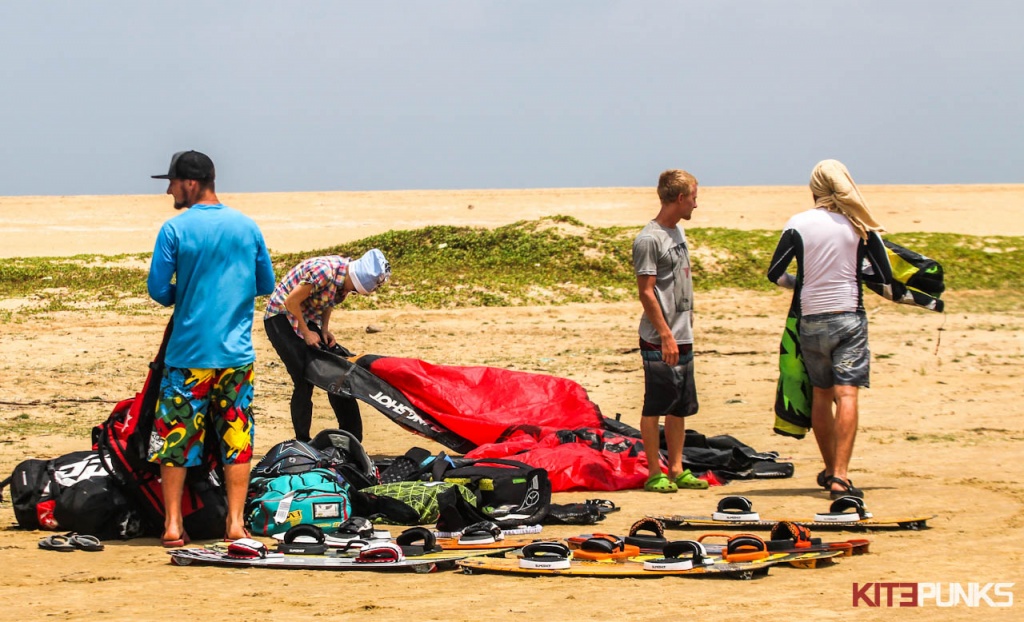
[[674, 469, 709, 490], [222, 529, 251, 543], [161, 533, 191, 548], [67, 533, 104, 552], [38, 534, 75, 552], [644, 473, 678, 493]]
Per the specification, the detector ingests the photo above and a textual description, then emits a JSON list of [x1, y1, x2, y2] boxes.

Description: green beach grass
[[0, 215, 1020, 318]]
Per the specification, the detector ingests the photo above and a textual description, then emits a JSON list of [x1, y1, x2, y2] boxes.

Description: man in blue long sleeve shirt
[[146, 150, 275, 546]]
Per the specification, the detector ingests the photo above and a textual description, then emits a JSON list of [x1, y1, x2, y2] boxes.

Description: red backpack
[[91, 318, 227, 540]]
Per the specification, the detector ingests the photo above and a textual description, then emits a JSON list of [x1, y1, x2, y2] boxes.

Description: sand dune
[[2, 184, 1022, 258]]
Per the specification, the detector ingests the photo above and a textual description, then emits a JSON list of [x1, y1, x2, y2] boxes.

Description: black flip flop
[[67, 533, 104, 552], [38, 534, 75, 552]]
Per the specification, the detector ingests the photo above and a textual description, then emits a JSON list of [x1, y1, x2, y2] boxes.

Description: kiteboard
[[168, 546, 508, 572], [696, 536, 869, 560], [435, 535, 554, 550], [457, 549, 840, 579], [651, 495, 934, 531]]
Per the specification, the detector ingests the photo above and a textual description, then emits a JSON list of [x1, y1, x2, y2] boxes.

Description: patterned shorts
[[148, 364, 256, 468]]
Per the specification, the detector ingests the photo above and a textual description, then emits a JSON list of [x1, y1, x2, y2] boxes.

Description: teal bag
[[246, 468, 351, 535]]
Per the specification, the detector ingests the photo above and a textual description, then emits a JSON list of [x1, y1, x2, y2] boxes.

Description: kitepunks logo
[[852, 582, 1014, 607]]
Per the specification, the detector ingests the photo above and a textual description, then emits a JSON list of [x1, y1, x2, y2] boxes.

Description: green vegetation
[[1, 216, 1022, 315]]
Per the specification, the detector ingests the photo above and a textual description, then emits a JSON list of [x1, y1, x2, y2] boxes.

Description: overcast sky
[[0, 1, 1021, 196]]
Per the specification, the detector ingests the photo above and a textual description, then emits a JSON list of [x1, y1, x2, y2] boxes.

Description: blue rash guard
[[147, 203, 276, 369]]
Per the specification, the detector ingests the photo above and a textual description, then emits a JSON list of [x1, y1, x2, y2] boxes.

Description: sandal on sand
[[827, 476, 864, 500], [816, 469, 832, 490], [674, 469, 709, 490], [68, 533, 104, 552], [644, 473, 678, 493], [39, 534, 75, 552], [161, 532, 191, 548]]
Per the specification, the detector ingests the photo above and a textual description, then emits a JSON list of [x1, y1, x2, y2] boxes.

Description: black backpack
[[309, 429, 379, 489], [0, 450, 143, 540], [1, 458, 54, 530], [431, 456, 551, 527], [251, 439, 327, 478]]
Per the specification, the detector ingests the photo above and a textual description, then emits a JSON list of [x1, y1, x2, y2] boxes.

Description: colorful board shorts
[[148, 364, 256, 468], [640, 339, 699, 418]]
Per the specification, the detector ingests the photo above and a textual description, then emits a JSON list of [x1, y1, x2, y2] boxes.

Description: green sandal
[[674, 469, 708, 490], [644, 473, 678, 493]]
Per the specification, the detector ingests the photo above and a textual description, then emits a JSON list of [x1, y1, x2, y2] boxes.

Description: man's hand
[[661, 340, 679, 367], [302, 331, 321, 347], [323, 330, 337, 348]]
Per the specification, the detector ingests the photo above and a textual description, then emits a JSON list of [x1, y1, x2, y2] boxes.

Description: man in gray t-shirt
[[632, 169, 708, 493]]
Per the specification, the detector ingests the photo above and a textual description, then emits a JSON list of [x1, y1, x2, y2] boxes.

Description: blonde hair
[[657, 169, 698, 204]]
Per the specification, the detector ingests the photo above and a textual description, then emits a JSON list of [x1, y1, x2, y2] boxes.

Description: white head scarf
[[809, 159, 884, 241]]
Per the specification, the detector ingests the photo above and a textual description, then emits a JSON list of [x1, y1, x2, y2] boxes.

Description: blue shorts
[[799, 312, 870, 388]]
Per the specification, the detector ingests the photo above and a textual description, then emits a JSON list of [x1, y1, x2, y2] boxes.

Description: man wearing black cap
[[147, 150, 276, 546]]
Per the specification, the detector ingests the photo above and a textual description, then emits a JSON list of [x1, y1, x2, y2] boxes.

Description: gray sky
[[1, 1, 1021, 196]]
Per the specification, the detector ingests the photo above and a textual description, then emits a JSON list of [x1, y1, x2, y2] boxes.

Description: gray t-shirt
[[633, 220, 694, 345]]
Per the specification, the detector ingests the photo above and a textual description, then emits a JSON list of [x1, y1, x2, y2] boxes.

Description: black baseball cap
[[151, 150, 216, 182]]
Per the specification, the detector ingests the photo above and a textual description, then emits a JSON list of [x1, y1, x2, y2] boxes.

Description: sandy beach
[[1, 185, 1022, 621]]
